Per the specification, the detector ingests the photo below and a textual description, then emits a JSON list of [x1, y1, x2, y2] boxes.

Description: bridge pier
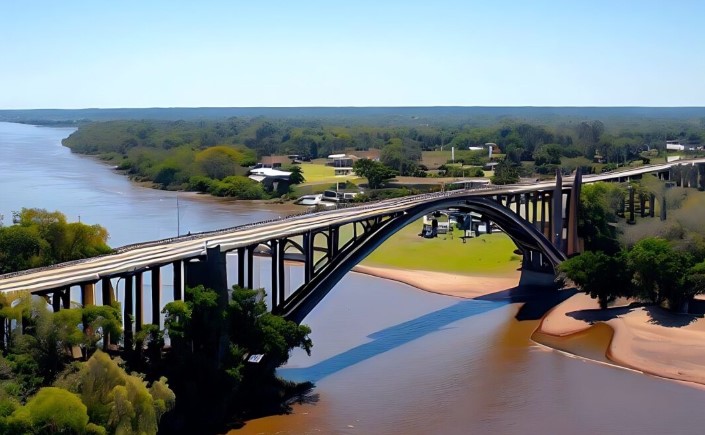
[[81, 282, 95, 306], [124, 275, 134, 350], [151, 267, 161, 328], [135, 272, 143, 333], [173, 260, 183, 301], [101, 277, 113, 305]]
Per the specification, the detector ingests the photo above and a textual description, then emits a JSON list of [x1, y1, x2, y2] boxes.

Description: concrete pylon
[[566, 167, 582, 255], [552, 169, 563, 251]]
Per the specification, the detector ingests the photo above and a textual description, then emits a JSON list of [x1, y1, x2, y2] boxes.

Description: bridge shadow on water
[[279, 285, 577, 383]]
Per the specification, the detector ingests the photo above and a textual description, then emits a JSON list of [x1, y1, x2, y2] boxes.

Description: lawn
[[298, 162, 362, 185], [358, 218, 521, 275]]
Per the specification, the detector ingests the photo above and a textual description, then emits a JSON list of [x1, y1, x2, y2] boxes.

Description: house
[[327, 154, 357, 175], [666, 140, 685, 152], [248, 167, 292, 193], [258, 155, 291, 169]]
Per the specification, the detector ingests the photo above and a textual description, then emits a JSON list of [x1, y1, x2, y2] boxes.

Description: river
[[2, 122, 705, 435]]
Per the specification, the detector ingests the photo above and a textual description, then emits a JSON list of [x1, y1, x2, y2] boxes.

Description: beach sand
[[352, 264, 520, 298], [354, 265, 705, 387], [534, 292, 705, 387]]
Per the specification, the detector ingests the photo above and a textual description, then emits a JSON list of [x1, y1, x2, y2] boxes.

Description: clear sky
[[2, 0, 704, 109]]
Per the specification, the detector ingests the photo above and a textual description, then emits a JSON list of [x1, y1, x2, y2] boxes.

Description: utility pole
[[176, 193, 180, 237]]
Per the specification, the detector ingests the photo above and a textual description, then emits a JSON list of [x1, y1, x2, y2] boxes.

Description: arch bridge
[[0, 159, 704, 345]]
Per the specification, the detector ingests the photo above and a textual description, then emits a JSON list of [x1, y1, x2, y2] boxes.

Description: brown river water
[[2, 123, 704, 435]]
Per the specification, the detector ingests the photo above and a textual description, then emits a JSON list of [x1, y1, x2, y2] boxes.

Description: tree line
[[61, 116, 705, 196]]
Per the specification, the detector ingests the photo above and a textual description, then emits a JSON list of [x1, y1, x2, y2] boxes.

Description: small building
[[248, 167, 292, 193], [327, 154, 357, 176], [258, 155, 291, 169], [327, 154, 356, 168], [666, 140, 685, 152]]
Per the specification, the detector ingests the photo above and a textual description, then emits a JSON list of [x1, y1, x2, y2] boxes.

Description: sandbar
[[535, 292, 705, 387], [352, 264, 520, 298]]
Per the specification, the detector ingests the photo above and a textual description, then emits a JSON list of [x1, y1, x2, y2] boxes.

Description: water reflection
[[280, 298, 505, 382]]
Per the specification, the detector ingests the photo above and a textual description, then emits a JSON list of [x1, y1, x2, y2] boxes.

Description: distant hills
[[2, 107, 705, 127]]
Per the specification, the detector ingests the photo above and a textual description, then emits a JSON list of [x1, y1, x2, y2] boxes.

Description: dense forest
[[57, 109, 705, 195]]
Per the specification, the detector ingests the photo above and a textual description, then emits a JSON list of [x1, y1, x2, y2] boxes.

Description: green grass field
[[298, 162, 362, 184], [361, 220, 521, 275], [284, 217, 521, 276]]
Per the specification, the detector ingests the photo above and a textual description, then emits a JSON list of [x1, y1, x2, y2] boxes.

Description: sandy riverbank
[[353, 265, 705, 388], [352, 264, 521, 298], [534, 292, 705, 387]]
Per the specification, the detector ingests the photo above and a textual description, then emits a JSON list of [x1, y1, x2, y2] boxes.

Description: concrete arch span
[[275, 196, 566, 323]]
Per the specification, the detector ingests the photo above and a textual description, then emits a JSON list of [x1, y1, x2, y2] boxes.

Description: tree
[[71, 351, 174, 434], [353, 159, 397, 189], [7, 387, 90, 433], [0, 208, 111, 273], [559, 251, 631, 308], [490, 158, 519, 185], [627, 237, 693, 309], [579, 182, 624, 253], [287, 165, 305, 184], [195, 146, 246, 180]]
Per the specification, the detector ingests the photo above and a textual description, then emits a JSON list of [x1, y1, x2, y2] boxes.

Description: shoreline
[[351, 264, 521, 298], [354, 265, 705, 389]]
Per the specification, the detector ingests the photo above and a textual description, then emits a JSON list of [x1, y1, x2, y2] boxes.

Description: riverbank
[[533, 292, 705, 388], [352, 264, 520, 298], [354, 264, 705, 389]]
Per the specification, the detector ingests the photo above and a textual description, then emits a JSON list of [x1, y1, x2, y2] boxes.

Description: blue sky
[[1, 0, 704, 108]]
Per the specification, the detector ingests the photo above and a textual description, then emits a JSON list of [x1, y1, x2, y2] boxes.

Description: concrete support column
[[271, 239, 279, 310], [81, 283, 95, 307], [650, 193, 656, 218], [628, 186, 635, 224], [541, 192, 549, 236], [247, 245, 256, 289], [61, 287, 70, 309], [551, 170, 563, 250], [278, 239, 287, 304], [172, 260, 183, 301], [52, 290, 62, 312], [101, 277, 113, 306], [640, 193, 647, 218], [135, 272, 143, 332], [124, 276, 134, 349], [237, 247, 245, 289], [151, 267, 161, 328], [303, 231, 314, 283]]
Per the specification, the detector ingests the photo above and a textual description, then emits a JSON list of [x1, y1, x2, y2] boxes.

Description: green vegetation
[[0, 292, 173, 434], [58, 110, 705, 200], [561, 178, 705, 311], [352, 159, 397, 189], [0, 208, 313, 433], [0, 208, 112, 274], [362, 219, 521, 276], [157, 285, 312, 432]]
